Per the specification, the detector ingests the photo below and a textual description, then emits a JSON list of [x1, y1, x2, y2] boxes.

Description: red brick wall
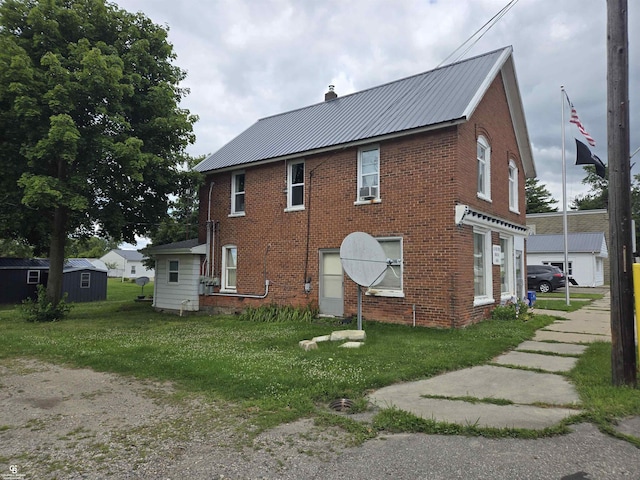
[[198, 73, 527, 327]]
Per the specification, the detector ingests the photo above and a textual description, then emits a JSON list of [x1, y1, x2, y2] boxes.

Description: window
[[27, 270, 40, 284], [508, 160, 519, 212], [500, 236, 513, 296], [130, 265, 136, 275], [222, 245, 237, 291], [231, 171, 245, 215], [473, 229, 493, 305], [367, 238, 403, 296], [477, 136, 491, 200], [81, 272, 91, 289], [287, 160, 305, 210], [357, 145, 380, 202], [168, 260, 179, 283]]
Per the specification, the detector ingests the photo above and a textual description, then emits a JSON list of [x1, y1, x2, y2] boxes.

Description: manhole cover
[[329, 398, 354, 412]]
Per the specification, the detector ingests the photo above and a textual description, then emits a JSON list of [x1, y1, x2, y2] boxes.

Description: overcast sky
[[115, 0, 639, 247]]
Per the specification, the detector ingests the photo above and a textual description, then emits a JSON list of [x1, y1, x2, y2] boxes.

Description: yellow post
[[632, 264, 640, 365]]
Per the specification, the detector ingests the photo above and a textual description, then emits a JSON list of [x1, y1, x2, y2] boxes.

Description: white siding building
[[145, 239, 205, 314], [100, 249, 155, 280], [527, 233, 608, 287]]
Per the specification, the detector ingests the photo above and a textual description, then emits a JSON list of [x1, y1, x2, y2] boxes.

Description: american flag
[[566, 94, 596, 147]]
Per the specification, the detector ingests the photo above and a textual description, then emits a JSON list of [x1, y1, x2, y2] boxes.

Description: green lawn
[[1, 282, 636, 441], [533, 291, 604, 312]]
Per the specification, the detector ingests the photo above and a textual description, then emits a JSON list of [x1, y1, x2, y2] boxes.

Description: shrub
[[239, 303, 318, 323], [20, 285, 72, 322], [491, 300, 531, 322]]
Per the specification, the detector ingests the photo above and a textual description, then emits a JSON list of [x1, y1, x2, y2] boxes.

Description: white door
[[319, 250, 343, 317]]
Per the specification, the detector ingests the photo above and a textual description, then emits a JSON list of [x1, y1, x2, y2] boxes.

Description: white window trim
[[366, 237, 404, 298], [355, 144, 381, 205], [477, 135, 491, 202], [221, 245, 237, 292], [500, 235, 515, 300], [230, 170, 246, 217], [508, 160, 519, 213], [168, 259, 180, 284], [27, 270, 40, 284], [285, 160, 305, 212], [473, 228, 494, 306], [80, 272, 91, 289]]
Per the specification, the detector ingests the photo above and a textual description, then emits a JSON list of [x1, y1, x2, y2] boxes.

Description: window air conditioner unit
[[359, 186, 377, 200]]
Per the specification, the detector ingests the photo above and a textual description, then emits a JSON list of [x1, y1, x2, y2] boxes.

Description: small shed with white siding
[[145, 239, 205, 314], [527, 232, 608, 287]]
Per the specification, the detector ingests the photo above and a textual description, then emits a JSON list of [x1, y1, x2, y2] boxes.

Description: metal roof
[[195, 46, 534, 177], [527, 233, 608, 256], [112, 249, 145, 261], [0, 258, 106, 271]]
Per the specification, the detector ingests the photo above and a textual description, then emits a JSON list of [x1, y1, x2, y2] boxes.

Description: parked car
[[527, 265, 566, 293]]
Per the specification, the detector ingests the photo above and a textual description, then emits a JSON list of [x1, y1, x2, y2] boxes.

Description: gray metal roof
[[527, 233, 608, 256], [195, 46, 534, 177], [112, 249, 145, 261], [0, 258, 106, 271]]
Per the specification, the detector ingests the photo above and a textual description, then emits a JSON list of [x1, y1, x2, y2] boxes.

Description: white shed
[[145, 239, 205, 314], [527, 232, 608, 287]]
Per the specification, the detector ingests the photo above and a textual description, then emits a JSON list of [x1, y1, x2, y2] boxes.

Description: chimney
[[324, 85, 337, 101]]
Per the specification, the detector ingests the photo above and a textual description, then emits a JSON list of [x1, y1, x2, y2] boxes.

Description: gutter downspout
[[206, 182, 215, 278]]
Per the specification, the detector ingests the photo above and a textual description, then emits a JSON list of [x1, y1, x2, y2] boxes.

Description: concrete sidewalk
[[369, 292, 639, 438]]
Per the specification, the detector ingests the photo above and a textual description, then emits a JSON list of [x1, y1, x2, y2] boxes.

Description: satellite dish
[[340, 232, 387, 287], [135, 276, 150, 286]]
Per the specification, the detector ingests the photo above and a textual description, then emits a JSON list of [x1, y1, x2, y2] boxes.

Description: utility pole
[[607, 0, 636, 386]]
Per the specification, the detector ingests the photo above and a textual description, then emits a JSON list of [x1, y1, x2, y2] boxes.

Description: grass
[[1, 281, 637, 444], [533, 291, 604, 312], [0, 279, 554, 432], [569, 342, 640, 447]]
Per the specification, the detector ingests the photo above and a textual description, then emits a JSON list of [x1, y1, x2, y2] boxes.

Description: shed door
[[319, 250, 343, 317]]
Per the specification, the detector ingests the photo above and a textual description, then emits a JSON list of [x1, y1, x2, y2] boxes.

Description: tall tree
[[0, 0, 196, 305], [571, 165, 609, 210], [148, 156, 204, 247], [525, 178, 558, 213]]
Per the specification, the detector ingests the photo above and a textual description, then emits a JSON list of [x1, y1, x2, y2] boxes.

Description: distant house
[[526, 209, 613, 284], [144, 239, 205, 314], [100, 249, 154, 280], [175, 46, 536, 327], [527, 233, 608, 287], [0, 258, 108, 304]]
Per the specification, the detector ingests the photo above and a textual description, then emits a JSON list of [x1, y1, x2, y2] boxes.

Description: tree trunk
[[46, 206, 68, 305]]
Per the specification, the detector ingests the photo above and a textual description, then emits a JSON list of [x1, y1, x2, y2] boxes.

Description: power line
[[437, 0, 520, 68]]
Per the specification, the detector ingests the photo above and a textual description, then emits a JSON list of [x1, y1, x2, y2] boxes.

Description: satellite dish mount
[[340, 232, 388, 330]]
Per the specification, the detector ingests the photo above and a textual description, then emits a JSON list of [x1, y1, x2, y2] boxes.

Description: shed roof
[[527, 233, 608, 257], [0, 258, 108, 272], [195, 46, 535, 178], [145, 239, 206, 255]]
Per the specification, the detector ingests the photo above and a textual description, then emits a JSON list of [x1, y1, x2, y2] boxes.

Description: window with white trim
[[508, 160, 519, 212], [477, 136, 491, 200], [27, 270, 40, 284], [222, 245, 237, 291], [130, 265, 136, 275], [231, 171, 245, 215], [287, 160, 304, 210], [500, 236, 513, 296], [367, 237, 403, 296], [80, 272, 91, 289], [357, 145, 380, 202], [473, 229, 493, 304], [168, 260, 179, 283]]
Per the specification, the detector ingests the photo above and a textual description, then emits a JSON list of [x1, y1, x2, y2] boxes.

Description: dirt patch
[[0, 358, 350, 479]]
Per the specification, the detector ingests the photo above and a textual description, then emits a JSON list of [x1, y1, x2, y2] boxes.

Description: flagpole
[[561, 86, 570, 306]]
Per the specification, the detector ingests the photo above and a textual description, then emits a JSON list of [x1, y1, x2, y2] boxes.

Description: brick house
[[188, 46, 535, 327]]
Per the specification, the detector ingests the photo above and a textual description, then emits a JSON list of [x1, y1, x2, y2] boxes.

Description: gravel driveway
[[1, 358, 639, 479]]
